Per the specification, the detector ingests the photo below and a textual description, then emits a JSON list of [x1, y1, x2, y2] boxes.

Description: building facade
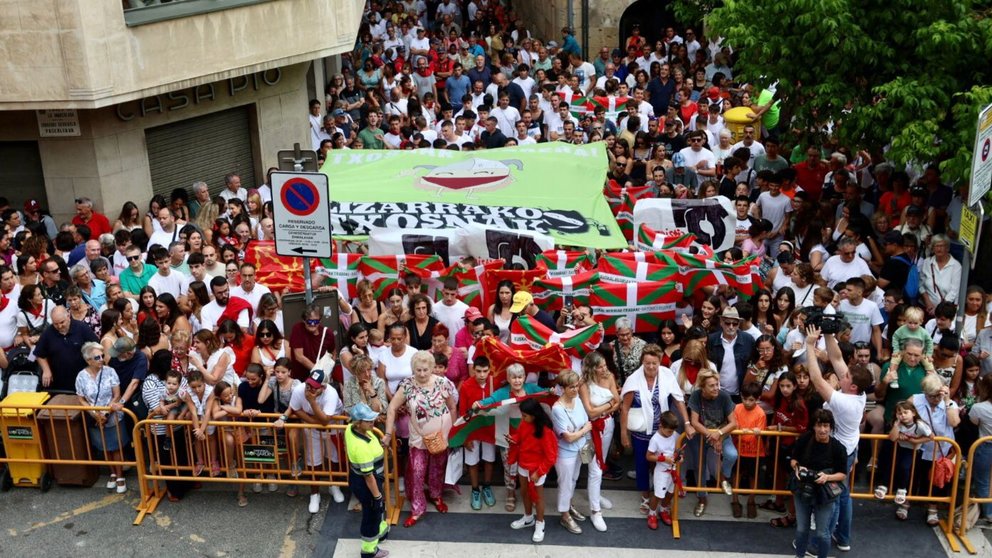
[[0, 0, 363, 223]]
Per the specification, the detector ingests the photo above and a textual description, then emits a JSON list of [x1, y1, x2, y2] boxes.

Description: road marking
[[332, 539, 794, 558], [11, 494, 126, 536], [279, 508, 300, 558]]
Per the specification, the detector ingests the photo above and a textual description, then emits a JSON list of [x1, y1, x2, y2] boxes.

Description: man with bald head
[[34, 306, 98, 392]]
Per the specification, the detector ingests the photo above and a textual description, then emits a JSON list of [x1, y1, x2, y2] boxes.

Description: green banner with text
[[321, 143, 626, 249]]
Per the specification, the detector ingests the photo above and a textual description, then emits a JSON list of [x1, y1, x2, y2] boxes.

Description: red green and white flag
[[635, 225, 699, 252], [597, 255, 676, 284], [405, 259, 504, 310], [314, 253, 363, 300], [671, 252, 762, 296], [589, 281, 680, 334], [535, 250, 592, 278], [531, 270, 600, 311], [448, 390, 557, 447], [509, 314, 603, 358], [589, 95, 632, 121], [357, 254, 445, 299], [607, 250, 680, 266]]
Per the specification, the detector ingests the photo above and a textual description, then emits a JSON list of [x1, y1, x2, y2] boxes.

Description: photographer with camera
[[789, 409, 849, 558], [804, 324, 871, 553]]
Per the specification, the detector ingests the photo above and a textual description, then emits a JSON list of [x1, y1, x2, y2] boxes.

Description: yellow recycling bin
[[1, 391, 52, 491], [723, 106, 759, 143]]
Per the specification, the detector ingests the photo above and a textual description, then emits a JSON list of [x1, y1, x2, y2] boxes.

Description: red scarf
[[0, 293, 8, 313], [590, 416, 607, 470], [220, 296, 254, 326]]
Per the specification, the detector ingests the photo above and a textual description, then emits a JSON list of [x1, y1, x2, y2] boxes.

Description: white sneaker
[[269, 483, 278, 492], [309, 493, 321, 514], [590, 511, 607, 532], [330, 485, 346, 503], [511, 515, 535, 529], [532, 520, 545, 543], [253, 483, 263, 493], [115, 479, 127, 494], [626, 470, 637, 480], [599, 496, 613, 510], [106, 476, 117, 490]]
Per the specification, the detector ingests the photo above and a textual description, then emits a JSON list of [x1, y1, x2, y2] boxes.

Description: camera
[[795, 468, 820, 502], [797, 468, 819, 484], [805, 306, 844, 335]]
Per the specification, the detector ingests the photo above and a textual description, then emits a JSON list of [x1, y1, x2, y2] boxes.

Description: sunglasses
[[258, 331, 274, 338], [89, 354, 104, 361], [305, 319, 321, 326], [127, 255, 142, 262]]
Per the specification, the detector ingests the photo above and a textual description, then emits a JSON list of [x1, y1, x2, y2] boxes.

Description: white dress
[[207, 347, 239, 387]]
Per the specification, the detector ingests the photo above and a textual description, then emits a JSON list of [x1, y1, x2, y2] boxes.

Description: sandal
[[770, 515, 796, 528], [896, 505, 909, 521], [926, 508, 939, 526], [758, 500, 785, 513], [193, 462, 204, 477], [874, 485, 888, 500], [731, 501, 743, 518], [403, 514, 421, 528], [747, 501, 757, 519], [505, 491, 516, 512], [432, 497, 448, 513], [693, 500, 706, 517], [894, 488, 907, 505], [640, 497, 651, 515], [237, 494, 248, 508]]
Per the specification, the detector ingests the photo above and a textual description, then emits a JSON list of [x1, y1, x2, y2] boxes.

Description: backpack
[[895, 255, 919, 300]]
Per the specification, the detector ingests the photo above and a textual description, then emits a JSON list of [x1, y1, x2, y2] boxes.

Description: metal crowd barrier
[[0, 403, 139, 492], [958, 435, 992, 554], [671, 431, 963, 551], [132, 413, 403, 525]]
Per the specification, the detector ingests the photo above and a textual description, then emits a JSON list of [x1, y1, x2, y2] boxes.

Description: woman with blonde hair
[[553, 370, 607, 533], [671, 339, 717, 396], [579, 351, 620, 511]]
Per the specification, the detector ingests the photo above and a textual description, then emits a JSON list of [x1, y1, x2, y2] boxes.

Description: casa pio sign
[[272, 171, 332, 259]]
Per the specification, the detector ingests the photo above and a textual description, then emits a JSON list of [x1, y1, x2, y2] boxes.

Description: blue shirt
[[561, 34, 581, 56], [81, 279, 107, 309], [445, 74, 471, 105], [552, 400, 590, 456]]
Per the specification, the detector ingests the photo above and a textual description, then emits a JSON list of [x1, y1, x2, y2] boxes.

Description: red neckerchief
[[28, 304, 43, 317], [0, 293, 8, 313]]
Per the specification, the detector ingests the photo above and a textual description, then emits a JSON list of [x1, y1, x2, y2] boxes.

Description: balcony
[[0, 0, 363, 110]]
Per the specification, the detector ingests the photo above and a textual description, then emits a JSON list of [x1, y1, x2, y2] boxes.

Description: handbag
[[626, 406, 647, 432], [422, 429, 448, 455], [821, 480, 843, 501], [924, 405, 955, 489], [578, 441, 595, 465], [126, 382, 149, 421]]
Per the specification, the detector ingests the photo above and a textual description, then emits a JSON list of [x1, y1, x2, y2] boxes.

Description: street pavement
[[2, 468, 986, 557]]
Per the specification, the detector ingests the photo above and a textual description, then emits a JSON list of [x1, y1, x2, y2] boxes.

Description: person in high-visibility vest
[[346, 402, 390, 558]]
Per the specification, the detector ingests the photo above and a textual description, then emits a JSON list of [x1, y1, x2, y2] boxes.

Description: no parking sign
[[272, 171, 332, 258]]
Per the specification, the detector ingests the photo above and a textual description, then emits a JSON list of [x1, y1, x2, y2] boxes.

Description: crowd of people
[[2, 2, 992, 558]]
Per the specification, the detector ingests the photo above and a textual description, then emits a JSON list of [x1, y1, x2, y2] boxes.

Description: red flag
[[244, 241, 308, 293], [482, 267, 546, 310], [474, 336, 570, 387]]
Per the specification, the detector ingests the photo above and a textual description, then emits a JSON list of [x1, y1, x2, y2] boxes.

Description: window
[[124, 0, 273, 27]]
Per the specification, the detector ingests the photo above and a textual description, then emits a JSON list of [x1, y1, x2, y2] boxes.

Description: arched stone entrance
[[617, 0, 677, 52]]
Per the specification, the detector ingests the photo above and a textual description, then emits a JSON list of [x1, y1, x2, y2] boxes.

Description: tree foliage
[[702, 0, 992, 186]]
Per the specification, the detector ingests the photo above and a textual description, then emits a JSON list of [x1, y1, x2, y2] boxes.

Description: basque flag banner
[[509, 314, 603, 358], [597, 255, 675, 284], [589, 281, 680, 334], [535, 250, 592, 278], [531, 270, 600, 311], [314, 253, 363, 300], [357, 254, 445, 299]]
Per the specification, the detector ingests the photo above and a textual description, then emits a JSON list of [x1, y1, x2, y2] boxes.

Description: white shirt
[[490, 106, 520, 136], [0, 293, 20, 349], [432, 300, 469, 345], [729, 140, 766, 168], [824, 391, 866, 455], [837, 298, 883, 345], [512, 76, 536, 99], [148, 269, 187, 299], [820, 255, 873, 289], [756, 191, 792, 233], [147, 227, 180, 251], [720, 334, 739, 395], [289, 381, 342, 417], [219, 188, 247, 203], [919, 256, 962, 305], [200, 300, 250, 332], [231, 283, 272, 313], [678, 146, 717, 173]]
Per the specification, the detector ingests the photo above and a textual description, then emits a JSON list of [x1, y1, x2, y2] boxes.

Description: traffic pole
[[304, 256, 313, 306]]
